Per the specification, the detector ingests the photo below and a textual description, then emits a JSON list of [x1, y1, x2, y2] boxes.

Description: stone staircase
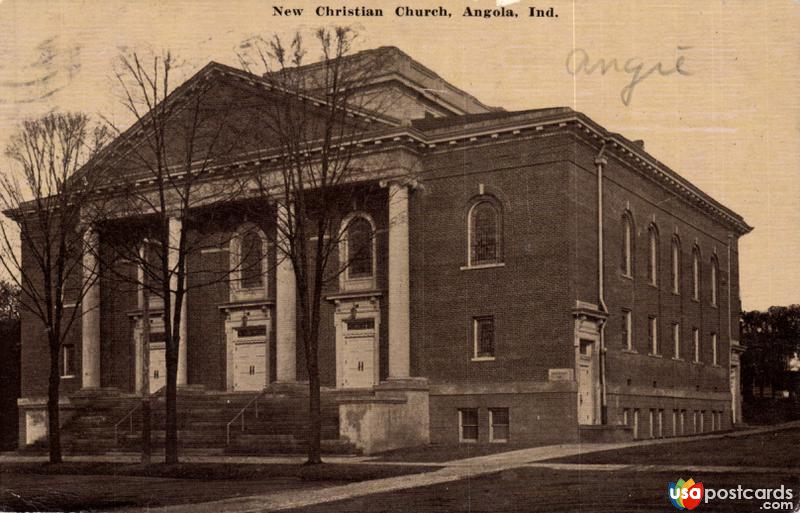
[[224, 390, 358, 455], [29, 387, 361, 455]]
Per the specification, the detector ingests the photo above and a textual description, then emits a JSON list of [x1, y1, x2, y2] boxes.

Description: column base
[[377, 377, 429, 392]]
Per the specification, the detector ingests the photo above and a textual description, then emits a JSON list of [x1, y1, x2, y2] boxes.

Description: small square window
[[459, 409, 478, 442], [473, 316, 495, 359], [489, 408, 509, 443]]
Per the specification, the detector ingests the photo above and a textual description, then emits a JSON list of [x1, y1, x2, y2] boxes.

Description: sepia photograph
[[0, 0, 798, 511]]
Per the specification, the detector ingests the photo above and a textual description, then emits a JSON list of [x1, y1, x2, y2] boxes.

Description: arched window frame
[[671, 235, 681, 295], [467, 196, 503, 267], [230, 223, 268, 302], [621, 211, 634, 277], [339, 212, 377, 291], [647, 223, 659, 286], [710, 255, 719, 307], [691, 245, 701, 301]]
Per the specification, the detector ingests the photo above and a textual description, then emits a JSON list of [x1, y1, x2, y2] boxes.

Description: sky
[[0, 0, 798, 311]]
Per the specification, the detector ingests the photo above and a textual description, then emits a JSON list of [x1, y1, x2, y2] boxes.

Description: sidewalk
[[109, 421, 800, 513]]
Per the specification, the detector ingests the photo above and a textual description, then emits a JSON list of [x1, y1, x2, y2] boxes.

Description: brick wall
[[566, 132, 741, 431]]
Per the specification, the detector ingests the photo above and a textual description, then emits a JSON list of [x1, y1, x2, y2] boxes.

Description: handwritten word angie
[[566, 47, 692, 106]]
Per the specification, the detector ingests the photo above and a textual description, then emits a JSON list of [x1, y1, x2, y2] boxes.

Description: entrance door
[[341, 333, 376, 389], [233, 341, 267, 391], [149, 347, 166, 394], [730, 364, 740, 424], [577, 338, 597, 425]]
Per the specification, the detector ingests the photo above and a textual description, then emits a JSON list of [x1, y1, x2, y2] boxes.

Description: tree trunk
[[165, 361, 178, 463], [47, 337, 62, 464], [141, 291, 151, 464], [306, 347, 322, 465]]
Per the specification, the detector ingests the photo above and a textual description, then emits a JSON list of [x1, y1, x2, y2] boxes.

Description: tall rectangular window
[[648, 316, 659, 355], [489, 408, 509, 443], [473, 316, 495, 359], [622, 309, 632, 350], [649, 409, 655, 439], [633, 409, 640, 439], [672, 409, 678, 436], [622, 214, 633, 277], [693, 410, 698, 433], [699, 411, 705, 433], [711, 332, 718, 365], [692, 248, 700, 300], [680, 410, 686, 435], [672, 323, 680, 359], [648, 225, 658, 286], [710, 259, 718, 306], [658, 409, 664, 438], [693, 328, 700, 363], [61, 344, 75, 378], [671, 237, 681, 294], [459, 409, 478, 442], [623, 409, 630, 426]]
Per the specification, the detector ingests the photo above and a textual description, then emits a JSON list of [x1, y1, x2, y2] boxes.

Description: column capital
[[379, 178, 422, 191]]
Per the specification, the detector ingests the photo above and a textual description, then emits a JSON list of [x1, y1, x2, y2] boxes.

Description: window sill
[[648, 353, 663, 358], [692, 361, 702, 365], [61, 375, 76, 380], [710, 304, 718, 309], [622, 349, 638, 354], [489, 439, 508, 444], [471, 356, 496, 362], [460, 262, 505, 271], [458, 439, 478, 444], [620, 273, 633, 281], [671, 357, 684, 361], [691, 297, 700, 303]]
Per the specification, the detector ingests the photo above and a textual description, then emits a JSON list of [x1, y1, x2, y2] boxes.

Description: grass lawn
[[546, 427, 800, 467], [286, 468, 800, 513], [371, 443, 548, 462], [0, 462, 437, 512]]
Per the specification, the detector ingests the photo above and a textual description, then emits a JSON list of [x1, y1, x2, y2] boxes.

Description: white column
[[388, 182, 410, 379], [168, 216, 188, 386], [275, 203, 297, 382], [81, 226, 101, 388]]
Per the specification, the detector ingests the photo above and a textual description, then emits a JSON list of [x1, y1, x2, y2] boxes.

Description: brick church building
[[15, 47, 751, 453]]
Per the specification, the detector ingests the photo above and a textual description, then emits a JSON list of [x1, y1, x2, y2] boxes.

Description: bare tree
[[99, 50, 248, 463], [237, 27, 405, 464], [0, 112, 108, 463]]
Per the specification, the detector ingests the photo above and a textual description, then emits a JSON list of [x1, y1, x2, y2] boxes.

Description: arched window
[[647, 224, 659, 286], [671, 236, 681, 294], [621, 212, 633, 277], [230, 224, 267, 301], [346, 216, 374, 279], [469, 199, 501, 266], [340, 212, 376, 290], [710, 256, 719, 306], [240, 230, 264, 289], [692, 246, 701, 301]]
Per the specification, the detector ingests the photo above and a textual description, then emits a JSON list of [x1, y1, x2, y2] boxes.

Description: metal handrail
[[114, 402, 142, 445], [226, 389, 267, 445], [113, 386, 165, 445]]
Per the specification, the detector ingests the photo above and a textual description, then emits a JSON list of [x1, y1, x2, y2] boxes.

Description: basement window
[[489, 408, 509, 443], [459, 409, 478, 443]]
